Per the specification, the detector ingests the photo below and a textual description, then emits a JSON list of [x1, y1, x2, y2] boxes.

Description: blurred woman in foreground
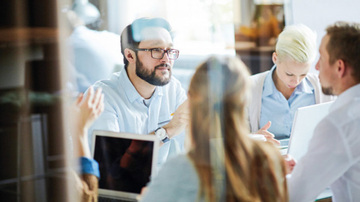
[[141, 57, 288, 202]]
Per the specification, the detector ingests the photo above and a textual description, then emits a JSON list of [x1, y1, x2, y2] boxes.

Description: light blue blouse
[[260, 66, 315, 139], [141, 154, 200, 202], [88, 69, 187, 166]]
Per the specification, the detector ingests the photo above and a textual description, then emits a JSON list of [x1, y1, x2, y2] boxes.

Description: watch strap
[[162, 136, 170, 143]]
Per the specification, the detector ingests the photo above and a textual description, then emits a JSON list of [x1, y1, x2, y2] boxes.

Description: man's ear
[[124, 48, 136, 64], [336, 59, 346, 78]]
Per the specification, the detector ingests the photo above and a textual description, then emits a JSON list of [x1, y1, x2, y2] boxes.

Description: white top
[[287, 84, 360, 202]]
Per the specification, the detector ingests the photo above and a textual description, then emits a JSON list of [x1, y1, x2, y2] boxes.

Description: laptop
[[286, 101, 334, 160], [91, 130, 159, 201]]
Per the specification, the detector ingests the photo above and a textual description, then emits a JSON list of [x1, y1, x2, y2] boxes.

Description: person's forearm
[[162, 125, 175, 138], [77, 128, 91, 158]]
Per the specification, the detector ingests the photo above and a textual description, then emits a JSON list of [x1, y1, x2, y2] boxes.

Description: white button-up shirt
[[89, 69, 187, 166], [288, 84, 360, 202]]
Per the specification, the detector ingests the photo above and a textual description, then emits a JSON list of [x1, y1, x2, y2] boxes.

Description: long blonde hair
[[188, 56, 288, 202]]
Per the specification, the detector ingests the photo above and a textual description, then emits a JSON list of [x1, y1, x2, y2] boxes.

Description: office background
[[0, 0, 359, 201]]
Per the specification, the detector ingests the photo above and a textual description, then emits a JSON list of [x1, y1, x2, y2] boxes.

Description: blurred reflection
[[0, 1, 69, 201], [237, 4, 284, 46], [66, 0, 123, 93]]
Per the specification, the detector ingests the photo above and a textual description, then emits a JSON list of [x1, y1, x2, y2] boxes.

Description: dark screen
[[93, 136, 154, 194]]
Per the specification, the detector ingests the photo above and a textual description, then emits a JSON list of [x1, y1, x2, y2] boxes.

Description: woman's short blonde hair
[[276, 24, 317, 64]]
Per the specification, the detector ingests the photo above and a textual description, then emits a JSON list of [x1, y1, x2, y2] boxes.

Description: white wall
[[285, 0, 360, 72]]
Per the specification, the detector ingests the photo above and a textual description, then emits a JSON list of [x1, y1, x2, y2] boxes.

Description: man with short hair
[[287, 21, 360, 202], [89, 18, 188, 166]]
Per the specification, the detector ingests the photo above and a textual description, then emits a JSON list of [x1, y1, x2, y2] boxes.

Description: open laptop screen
[[92, 130, 158, 199], [287, 101, 334, 160]]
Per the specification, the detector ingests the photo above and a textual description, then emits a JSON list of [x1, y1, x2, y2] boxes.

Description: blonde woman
[[249, 24, 333, 140], [141, 57, 288, 202]]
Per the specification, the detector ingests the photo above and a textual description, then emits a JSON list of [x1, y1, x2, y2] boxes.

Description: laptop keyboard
[[98, 197, 120, 202], [279, 138, 289, 147], [278, 138, 289, 155], [98, 196, 137, 202]]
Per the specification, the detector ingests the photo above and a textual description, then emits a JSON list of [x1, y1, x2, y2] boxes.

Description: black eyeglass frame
[[135, 48, 180, 60]]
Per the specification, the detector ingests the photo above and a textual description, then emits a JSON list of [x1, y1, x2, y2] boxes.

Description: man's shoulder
[[315, 99, 360, 142], [93, 72, 121, 88], [92, 72, 123, 98], [326, 98, 360, 125]]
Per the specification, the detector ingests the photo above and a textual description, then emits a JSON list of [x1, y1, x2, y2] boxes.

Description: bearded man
[[88, 18, 188, 167]]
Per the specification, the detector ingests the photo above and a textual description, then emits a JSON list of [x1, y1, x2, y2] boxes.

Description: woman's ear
[[124, 48, 136, 64], [272, 52, 278, 64]]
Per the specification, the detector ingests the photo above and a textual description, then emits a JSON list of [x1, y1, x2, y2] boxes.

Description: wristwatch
[[154, 127, 170, 143]]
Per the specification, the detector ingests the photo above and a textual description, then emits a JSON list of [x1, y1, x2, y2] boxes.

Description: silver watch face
[[155, 127, 167, 140]]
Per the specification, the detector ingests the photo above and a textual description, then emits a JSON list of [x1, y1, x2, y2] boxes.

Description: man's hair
[[326, 21, 360, 82], [120, 18, 173, 69], [276, 24, 317, 64]]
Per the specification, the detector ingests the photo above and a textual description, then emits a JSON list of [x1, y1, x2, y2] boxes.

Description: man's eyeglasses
[[135, 48, 179, 60]]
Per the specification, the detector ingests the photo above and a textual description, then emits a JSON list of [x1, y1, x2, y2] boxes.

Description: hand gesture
[[163, 100, 190, 138], [283, 154, 296, 174], [73, 86, 104, 134], [72, 86, 104, 157], [254, 121, 280, 145]]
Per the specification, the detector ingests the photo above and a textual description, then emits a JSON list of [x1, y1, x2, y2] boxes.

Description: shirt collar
[[294, 76, 314, 95], [330, 83, 360, 112], [119, 69, 163, 103], [262, 65, 278, 97], [263, 65, 314, 96]]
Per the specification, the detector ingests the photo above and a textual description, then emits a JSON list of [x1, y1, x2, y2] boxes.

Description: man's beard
[[136, 58, 171, 86], [321, 86, 334, 95]]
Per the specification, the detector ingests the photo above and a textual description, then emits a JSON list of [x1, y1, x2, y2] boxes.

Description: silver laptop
[[286, 101, 334, 160], [91, 130, 159, 201]]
